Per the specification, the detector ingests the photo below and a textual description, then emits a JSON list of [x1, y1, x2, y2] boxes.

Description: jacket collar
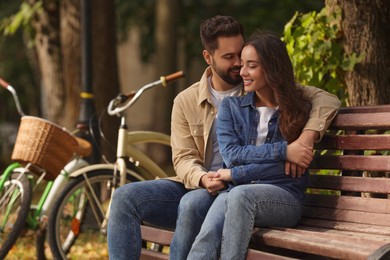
[[241, 92, 256, 107]]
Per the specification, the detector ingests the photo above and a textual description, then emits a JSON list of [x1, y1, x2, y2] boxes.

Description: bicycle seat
[[74, 137, 92, 157]]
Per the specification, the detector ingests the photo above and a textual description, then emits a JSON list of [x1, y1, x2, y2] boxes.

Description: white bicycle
[[47, 71, 184, 259]]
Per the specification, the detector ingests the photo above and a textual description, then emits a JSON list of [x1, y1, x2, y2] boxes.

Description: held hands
[[200, 171, 227, 195], [285, 130, 318, 178]]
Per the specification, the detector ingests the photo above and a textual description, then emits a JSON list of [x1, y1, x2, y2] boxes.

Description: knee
[[178, 190, 213, 219], [227, 187, 252, 208], [111, 183, 140, 210]]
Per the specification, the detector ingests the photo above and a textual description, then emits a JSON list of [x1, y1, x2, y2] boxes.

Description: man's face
[[208, 35, 245, 86]]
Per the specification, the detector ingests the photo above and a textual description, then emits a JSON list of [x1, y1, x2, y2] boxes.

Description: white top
[[256, 107, 277, 145], [208, 76, 241, 171]]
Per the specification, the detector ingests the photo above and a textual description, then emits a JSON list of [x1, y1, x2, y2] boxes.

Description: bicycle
[[47, 71, 185, 259], [0, 77, 95, 259]]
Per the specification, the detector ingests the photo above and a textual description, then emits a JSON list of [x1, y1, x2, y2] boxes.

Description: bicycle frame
[[67, 129, 171, 185], [1, 157, 90, 231]]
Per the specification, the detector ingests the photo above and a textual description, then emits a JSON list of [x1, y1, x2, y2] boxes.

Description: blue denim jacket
[[217, 92, 308, 203]]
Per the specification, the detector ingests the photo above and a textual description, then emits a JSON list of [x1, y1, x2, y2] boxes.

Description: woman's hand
[[214, 169, 233, 182], [200, 171, 227, 195]]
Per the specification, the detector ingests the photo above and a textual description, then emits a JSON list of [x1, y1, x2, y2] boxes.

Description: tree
[[326, 0, 390, 106], [1, 0, 120, 161]]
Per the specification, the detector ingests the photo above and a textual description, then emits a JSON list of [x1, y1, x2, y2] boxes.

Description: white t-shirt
[[256, 107, 277, 145], [208, 76, 241, 171]]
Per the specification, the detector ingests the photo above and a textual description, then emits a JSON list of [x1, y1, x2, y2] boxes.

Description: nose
[[240, 65, 247, 77]]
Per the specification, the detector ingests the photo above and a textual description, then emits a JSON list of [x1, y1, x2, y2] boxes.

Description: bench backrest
[[304, 105, 390, 230]]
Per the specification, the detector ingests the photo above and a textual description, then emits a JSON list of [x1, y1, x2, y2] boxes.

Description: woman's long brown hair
[[245, 30, 311, 143]]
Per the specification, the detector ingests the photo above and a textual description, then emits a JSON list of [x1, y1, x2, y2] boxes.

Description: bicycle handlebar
[[107, 71, 185, 116], [0, 76, 26, 116]]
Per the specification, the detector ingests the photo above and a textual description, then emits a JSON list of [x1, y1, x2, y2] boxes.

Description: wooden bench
[[140, 105, 390, 260]]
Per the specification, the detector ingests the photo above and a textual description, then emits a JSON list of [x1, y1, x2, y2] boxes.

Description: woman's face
[[240, 44, 269, 93]]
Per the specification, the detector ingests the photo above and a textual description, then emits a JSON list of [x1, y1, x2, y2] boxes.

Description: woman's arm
[[217, 98, 287, 167]]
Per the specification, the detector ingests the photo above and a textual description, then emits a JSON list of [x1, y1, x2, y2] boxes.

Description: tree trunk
[[326, 0, 390, 106], [28, 0, 65, 125], [60, 0, 82, 128], [150, 0, 179, 165], [91, 0, 120, 162]]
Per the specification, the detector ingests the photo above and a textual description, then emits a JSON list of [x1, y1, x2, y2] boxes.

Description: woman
[[187, 30, 312, 260]]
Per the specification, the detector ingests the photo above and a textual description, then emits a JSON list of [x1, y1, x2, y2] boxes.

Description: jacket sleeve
[[230, 162, 287, 185], [171, 93, 207, 189], [302, 85, 341, 141], [217, 98, 287, 168]]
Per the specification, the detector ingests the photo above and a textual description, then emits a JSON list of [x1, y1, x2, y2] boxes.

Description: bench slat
[[304, 194, 390, 214], [141, 225, 173, 246], [140, 248, 169, 260], [251, 227, 379, 260], [337, 105, 390, 114], [315, 134, 390, 150], [330, 112, 390, 130], [307, 175, 390, 193], [293, 225, 390, 243], [302, 206, 390, 227], [310, 155, 390, 171], [299, 218, 390, 236], [271, 226, 390, 248]]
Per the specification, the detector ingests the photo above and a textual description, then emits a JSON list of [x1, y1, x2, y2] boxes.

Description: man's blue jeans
[[107, 179, 215, 260], [187, 184, 303, 260]]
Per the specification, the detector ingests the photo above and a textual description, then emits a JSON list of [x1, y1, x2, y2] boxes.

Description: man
[[107, 15, 341, 260]]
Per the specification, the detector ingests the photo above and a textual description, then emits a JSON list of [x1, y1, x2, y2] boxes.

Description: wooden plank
[[270, 227, 390, 248], [330, 112, 390, 130], [292, 225, 390, 243], [337, 105, 390, 114], [302, 207, 390, 227], [246, 248, 298, 260], [307, 175, 390, 193], [251, 228, 375, 260], [299, 218, 390, 236], [310, 155, 390, 171], [141, 225, 173, 246], [304, 194, 390, 214], [315, 134, 390, 150], [140, 248, 169, 260]]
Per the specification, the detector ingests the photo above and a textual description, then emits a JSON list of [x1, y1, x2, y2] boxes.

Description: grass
[[5, 230, 109, 260]]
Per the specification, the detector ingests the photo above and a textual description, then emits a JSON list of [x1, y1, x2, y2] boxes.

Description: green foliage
[[115, 0, 324, 62], [282, 7, 364, 104], [0, 1, 41, 38]]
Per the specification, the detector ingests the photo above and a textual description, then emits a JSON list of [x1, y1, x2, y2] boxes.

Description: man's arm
[[301, 85, 341, 141], [171, 95, 207, 189], [286, 86, 341, 177]]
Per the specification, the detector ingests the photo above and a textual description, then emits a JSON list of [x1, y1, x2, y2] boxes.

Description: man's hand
[[200, 171, 226, 195], [285, 130, 318, 177]]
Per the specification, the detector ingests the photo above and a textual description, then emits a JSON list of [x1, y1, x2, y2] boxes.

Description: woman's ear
[[203, 50, 212, 65]]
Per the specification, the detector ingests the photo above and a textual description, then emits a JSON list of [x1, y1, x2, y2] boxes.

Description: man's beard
[[212, 63, 242, 86]]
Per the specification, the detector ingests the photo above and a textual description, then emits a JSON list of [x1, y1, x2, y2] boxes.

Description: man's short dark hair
[[200, 15, 245, 54]]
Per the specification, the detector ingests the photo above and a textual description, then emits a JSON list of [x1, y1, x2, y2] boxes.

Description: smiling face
[[203, 35, 244, 90], [240, 44, 268, 93]]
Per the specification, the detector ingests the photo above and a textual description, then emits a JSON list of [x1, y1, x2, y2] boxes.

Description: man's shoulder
[[175, 81, 202, 101]]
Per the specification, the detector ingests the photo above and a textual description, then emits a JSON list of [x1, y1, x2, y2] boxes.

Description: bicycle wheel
[[48, 169, 141, 259], [0, 172, 32, 259]]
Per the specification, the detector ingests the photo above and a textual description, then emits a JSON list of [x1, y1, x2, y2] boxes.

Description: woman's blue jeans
[[107, 179, 215, 260], [187, 184, 303, 260]]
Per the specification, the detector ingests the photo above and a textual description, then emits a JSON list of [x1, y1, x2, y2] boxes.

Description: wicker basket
[[11, 116, 78, 180]]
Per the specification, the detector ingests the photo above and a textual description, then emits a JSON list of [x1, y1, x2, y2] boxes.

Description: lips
[[243, 79, 254, 86]]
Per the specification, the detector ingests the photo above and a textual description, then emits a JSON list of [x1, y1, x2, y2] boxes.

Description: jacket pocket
[[189, 124, 204, 137]]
